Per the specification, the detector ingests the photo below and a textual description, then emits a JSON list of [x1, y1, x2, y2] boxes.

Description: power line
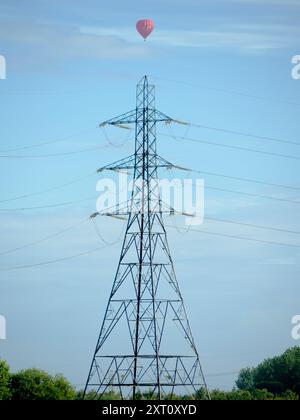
[[160, 132, 300, 161], [1, 179, 299, 216], [206, 185, 300, 205], [206, 370, 240, 378], [93, 129, 300, 192], [0, 195, 98, 212], [0, 166, 298, 211], [204, 216, 300, 236], [162, 197, 300, 236], [0, 242, 119, 272], [169, 168, 300, 205], [188, 169, 300, 193], [2, 174, 299, 217], [167, 224, 300, 249], [2, 75, 298, 109], [0, 127, 96, 153], [0, 171, 97, 203], [0, 122, 132, 155], [187, 122, 300, 148], [0, 143, 118, 159], [152, 76, 300, 108], [0, 90, 95, 96], [3, 224, 297, 271], [0, 217, 90, 256]]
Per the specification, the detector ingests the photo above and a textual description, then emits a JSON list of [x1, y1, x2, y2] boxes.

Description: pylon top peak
[[137, 74, 150, 87]]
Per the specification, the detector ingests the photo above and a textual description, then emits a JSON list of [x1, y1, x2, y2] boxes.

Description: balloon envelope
[[136, 19, 154, 39]]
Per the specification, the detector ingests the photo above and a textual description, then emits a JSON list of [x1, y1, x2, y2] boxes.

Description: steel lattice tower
[[83, 76, 209, 400]]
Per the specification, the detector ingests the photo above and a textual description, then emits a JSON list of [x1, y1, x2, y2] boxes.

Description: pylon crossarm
[[155, 155, 178, 170], [91, 211, 128, 219], [157, 200, 196, 218], [99, 110, 137, 127], [90, 208, 182, 220], [90, 212, 127, 219], [90, 199, 131, 219], [97, 155, 179, 173], [100, 109, 174, 127], [97, 155, 135, 173], [152, 110, 174, 123], [155, 156, 192, 172]]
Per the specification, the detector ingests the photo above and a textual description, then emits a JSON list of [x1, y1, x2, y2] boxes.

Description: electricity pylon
[[83, 76, 209, 400]]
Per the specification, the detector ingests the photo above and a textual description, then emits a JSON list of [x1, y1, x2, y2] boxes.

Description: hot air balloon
[[136, 19, 154, 40]]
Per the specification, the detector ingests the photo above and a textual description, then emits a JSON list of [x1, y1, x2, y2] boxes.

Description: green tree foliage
[[236, 346, 300, 397], [209, 389, 255, 400], [1, 346, 299, 400], [236, 367, 255, 391], [0, 360, 11, 400], [76, 390, 122, 400], [208, 388, 298, 400], [274, 390, 299, 400], [11, 368, 76, 400]]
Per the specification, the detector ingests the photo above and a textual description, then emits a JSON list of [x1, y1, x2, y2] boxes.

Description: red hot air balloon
[[136, 19, 154, 40]]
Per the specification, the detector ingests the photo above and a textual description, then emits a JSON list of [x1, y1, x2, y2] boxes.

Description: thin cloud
[[0, 19, 152, 69], [1, 17, 298, 70], [83, 22, 299, 54]]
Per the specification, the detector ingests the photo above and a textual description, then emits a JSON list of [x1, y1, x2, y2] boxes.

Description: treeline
[[0, 347, 299, 400]]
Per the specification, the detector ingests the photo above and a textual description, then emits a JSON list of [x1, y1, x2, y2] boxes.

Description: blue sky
[[0, 0, 300, 391]]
